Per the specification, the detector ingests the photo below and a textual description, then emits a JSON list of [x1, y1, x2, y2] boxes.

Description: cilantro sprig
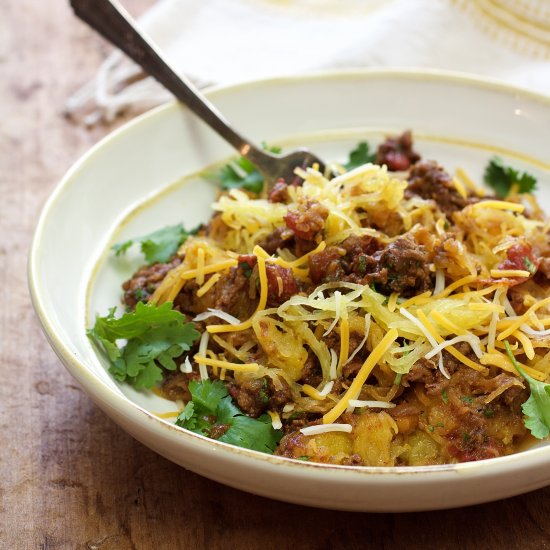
[[344, 141, 376, 171], [113, 223, 193, 265], [505, 341, 550, 439], [210, 144, 282, 194], [176, 379, 282, 454], [483, 157, 537, 199], [88, 302, 200, 390]]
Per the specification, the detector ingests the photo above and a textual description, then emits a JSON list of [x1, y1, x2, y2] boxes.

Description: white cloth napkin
[[67, 0, 550, 124]]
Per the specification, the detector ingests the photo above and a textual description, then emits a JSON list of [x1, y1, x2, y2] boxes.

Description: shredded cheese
[[180, 356, 193, 374], [323, 328, 399, 424], [193, 308, 240, 325], [348, 399, 396, 409], [155, 411, 180, 419], [471, 200, 525, 213], [498, 297, 550, 341], [388, 292, 400, 312], [513, 330, 535, 360], [417, 310, 487, 373], [196, 273, 221, 297], [490, 269, 531, 278], [197, 331, 210, 380], [268, 410, 283, 430], [196, 247, 206, 285], [301, 424, 353, 436], [302, 384, 328, 401], [480, 351, 546, 381], [329, 348, 338, 380], [193, 355, 260, 373], [345, 314, 371, 366]]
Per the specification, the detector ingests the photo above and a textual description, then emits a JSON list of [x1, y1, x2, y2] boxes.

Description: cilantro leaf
[[505, 341, 550, 439], [483, 157, 537, 199], [112, 223, 192, 264], [176, 379, 282, 454], [88, 302, 200, 390], [207, 144, 282, 194], [344, 141, 376, 171]]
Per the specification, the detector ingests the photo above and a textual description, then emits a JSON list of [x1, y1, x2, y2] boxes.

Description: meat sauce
[[119, 131, 544, 466]]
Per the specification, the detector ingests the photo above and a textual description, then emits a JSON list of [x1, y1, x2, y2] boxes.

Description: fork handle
[[70, 0, 273, 167]]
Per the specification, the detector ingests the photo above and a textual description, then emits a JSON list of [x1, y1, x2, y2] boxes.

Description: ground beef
[[268, 179, 291, 203], [122, 255, 183, 309], [537, 257, 550, 280], [298, 355, 323, 387], [375, 237, 433, 294], [284, 201, 328, 240], [399, 352, 529, 463], [265, 263, 300, 305], [259, 226, 295, 255], [160, 371, 200, 402], [174, 263, 254, 319], [308, 234, 432, 296], [406, 160, 476, 216], [227, 376, 292, 417], [403, 357, 437, 386], [376, 130, 421, 171], [308, 245, 346, 283]]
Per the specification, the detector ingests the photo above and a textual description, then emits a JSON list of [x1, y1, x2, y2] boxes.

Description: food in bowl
[[89, 131, 550, 466]]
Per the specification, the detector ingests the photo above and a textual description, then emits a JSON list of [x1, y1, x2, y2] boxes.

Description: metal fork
[[70, 0, 326, 188]]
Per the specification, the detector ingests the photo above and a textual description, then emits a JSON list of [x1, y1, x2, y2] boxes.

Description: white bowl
[[29, 70, 550, 512]]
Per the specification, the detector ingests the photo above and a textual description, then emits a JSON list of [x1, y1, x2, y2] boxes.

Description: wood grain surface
[[1, 1, 549, 549]]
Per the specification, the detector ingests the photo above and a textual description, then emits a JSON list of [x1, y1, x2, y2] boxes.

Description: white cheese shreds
[[503, 295, 517, 317], [193, 308, 241, 325], [520, 324, 550, 337], [323, 291, 342, 336], [180, 356, 193, 374], [300, 424, 353, 436], [318, 381, 335, 396], [400, 307, 448, 378], [344, 313, 371, 366], [425, 334, 483, 360], [268, 411, 283, 430], [329, 348, 338, 380], [433, 268, 446, 296], [348, 400, 396, 409], [197, 331, 210, 380]]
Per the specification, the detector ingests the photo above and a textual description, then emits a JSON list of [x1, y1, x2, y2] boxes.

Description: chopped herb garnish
[[505, 340, 550, 439], [209, 143, 282, 194], [175, 380, 282, 453], [463, 432, 471, 443], [344, 141, 376, 171], [132, 288, 148, 302], [524, 257, 537, 274], [113, 223, 194, 264], [441, 388, 449, 404], [88, 302, 199, 390], [239, 261, 253, 278], [297, 456, 310, 461], [461, 395, 474, 405], [483, 156, 537, 199], [483, 406, 495, 418], [258, 378, 270, 405]]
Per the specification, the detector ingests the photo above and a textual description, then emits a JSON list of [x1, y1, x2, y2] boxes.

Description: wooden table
[[2, 1, 549, 548]]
